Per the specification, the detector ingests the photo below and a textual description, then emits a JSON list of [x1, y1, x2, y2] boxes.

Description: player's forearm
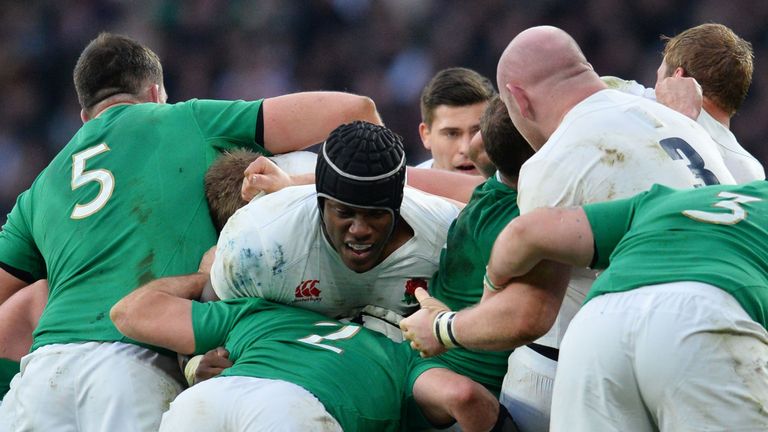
[[110, 275, 204, 354], [406, 167, 483, 203], [488, 207, 592, 287], [455, 261, 571, 351], [263, 92, 382, 154]]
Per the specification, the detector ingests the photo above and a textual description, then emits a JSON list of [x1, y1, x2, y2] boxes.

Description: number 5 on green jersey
[[70, 143, 114, 219]]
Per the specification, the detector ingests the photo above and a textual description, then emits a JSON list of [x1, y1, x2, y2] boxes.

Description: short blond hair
[[662, 23, 753, 116], [204, 149, 262, 232]]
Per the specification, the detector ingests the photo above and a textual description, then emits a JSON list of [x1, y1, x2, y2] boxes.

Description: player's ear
[[80, 108, 90, 123], [508, 84, 533, 120], [418, 122, 432, 150]]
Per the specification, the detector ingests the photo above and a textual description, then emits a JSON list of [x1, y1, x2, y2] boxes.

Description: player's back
[[517, 89, 737, 348], [586, 181, 768, 328], [6, 100, 263, 350], [519, 89, 736, 211], [203, 298, 416, 432]]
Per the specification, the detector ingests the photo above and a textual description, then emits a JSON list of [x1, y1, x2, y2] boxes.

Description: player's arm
[[111, 272, 208, 355], [485, 206, 594, 287], [0, 268, 29, 305], [401, 260, 571, 355], [262, 92, 382, 155], [240, 159, 479, 205], [0, 279, 47, 361], [406, 167, 483, 204]]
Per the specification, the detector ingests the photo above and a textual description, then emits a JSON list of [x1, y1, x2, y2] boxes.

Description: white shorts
[[159, 376, 342, 431], [551, 282, 768, 432], [500, 345, 557, 432], [0, 341, 184, 432]]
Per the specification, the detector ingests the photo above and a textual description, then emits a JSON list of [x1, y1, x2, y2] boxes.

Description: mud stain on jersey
[[89, 311, 106, 324], [131, 204, 152, 224], [138, 251, 156, 285], [598, 146, 626, 166], [271, 244, 286, 275]]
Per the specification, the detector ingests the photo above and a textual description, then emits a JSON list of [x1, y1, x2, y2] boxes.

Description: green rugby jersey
[[192, 298, 422, 432], [584, 181, 768, 328], [426, 177, 518, 395], [0, 99, 268, 351]]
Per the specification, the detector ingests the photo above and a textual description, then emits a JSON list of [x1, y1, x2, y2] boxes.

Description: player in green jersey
[[111, 271, 514, 432], [0, 32, 383, 431], [415, 95, 534, 396], [403, 181, 768, 431]]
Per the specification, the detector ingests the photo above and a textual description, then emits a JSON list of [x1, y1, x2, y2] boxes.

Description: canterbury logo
[[295, 280, 321, 302]]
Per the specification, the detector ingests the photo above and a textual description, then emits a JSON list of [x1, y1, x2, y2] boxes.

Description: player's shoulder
[[225, 185, 318, 234], [402, 188, 460, 222]]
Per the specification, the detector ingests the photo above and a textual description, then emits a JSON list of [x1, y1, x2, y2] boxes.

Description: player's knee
[[445, 376, 494, 412]]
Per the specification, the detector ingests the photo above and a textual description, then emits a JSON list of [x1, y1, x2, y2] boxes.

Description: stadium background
[[1, 0, 767, 223]]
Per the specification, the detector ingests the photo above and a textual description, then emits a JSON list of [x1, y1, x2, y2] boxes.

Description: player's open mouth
[[455, 164, 478, 173], [346, 243, 373, 255]]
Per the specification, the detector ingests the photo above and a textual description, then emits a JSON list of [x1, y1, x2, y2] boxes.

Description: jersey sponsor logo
[[403, 278, 428, 304], [295, 279, 321, 302]]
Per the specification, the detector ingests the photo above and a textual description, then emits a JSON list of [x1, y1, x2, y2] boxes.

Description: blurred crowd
[[2, 0, 767, 222]]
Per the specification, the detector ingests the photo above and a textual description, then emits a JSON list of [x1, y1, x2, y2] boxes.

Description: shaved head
[[498, 26, 590, 95], [496, 26, 604, 148]]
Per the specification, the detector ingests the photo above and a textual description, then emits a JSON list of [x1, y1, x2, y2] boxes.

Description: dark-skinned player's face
[[322, 198, 394, 273]]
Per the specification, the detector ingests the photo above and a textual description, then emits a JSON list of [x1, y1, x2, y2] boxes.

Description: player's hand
[[400, 288, 449, 358], [655, 67, 702, 120], [194, 347, 232, 384], [198, 246, 216, 274], [241, 156, 292, 202]]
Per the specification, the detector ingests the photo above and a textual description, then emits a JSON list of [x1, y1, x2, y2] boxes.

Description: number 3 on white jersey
[[683, 192, 761, 225], [71, 143, 114, 219]]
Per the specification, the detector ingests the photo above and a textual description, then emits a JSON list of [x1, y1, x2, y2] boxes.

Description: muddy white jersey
[[517, 88, 736, 349], [603, 76, 764, 184], [210, 184, 459, 320]]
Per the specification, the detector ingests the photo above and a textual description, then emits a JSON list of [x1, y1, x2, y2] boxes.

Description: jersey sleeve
[[187, 99, 272, 156], [190, 298, 255, 354], [209, 203, 292, 303], [0, 192, 45, 282], [582, 192, 643, 269]]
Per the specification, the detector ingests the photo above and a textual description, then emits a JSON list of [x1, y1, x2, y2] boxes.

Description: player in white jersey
[[604, 23, 764, 183], [210, 184, 457, 320], [402, 25, 737, 432], [496, 26, 737, 432], [209, 122, 459, 324], [415, 68, 496, 176]]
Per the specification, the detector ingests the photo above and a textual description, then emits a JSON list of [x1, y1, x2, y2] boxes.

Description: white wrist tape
[[432, 311, 462, 349], [184, 354, 204, 387]]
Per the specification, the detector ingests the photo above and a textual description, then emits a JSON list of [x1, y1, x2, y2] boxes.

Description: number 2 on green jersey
[[683, 192, 761, 225], [71, 143, 114, 219], [297, 322, 361, 354]]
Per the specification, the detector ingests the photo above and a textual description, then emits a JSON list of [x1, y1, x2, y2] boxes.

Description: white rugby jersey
[[210, 184, 459, 320], [603, 76, 765, 183], [518, 88, 737, 349]]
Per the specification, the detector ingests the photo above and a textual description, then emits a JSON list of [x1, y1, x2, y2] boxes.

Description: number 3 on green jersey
[[70, 143, 114, 219], [683, 192, 762, 225]]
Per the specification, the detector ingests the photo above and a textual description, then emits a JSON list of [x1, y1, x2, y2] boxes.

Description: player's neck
[[702, 98, 731, 128], [91, 96, 141, 119]]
